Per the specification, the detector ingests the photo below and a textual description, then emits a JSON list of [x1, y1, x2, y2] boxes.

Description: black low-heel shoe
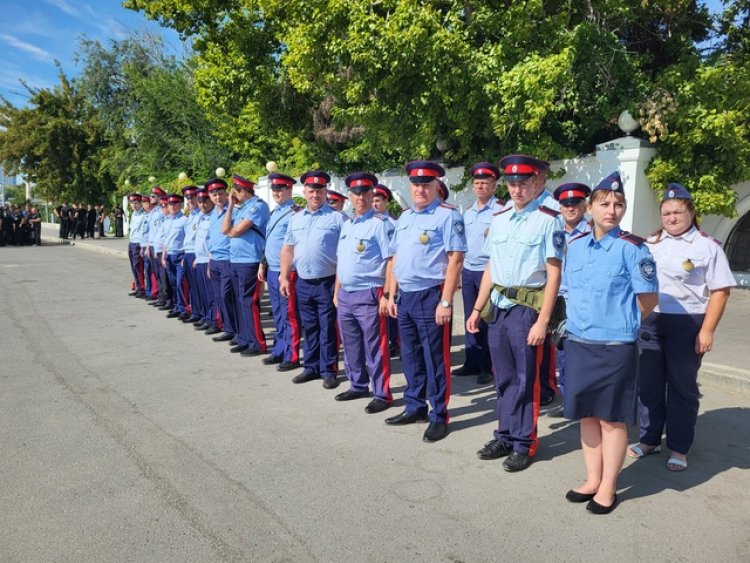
[[565, 489, 596, 503], [586, 494, 618, 515]]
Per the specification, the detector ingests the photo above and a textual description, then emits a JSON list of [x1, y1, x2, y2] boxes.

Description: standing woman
[[629, 184, 735, 471], [563, 172, 659, 514]]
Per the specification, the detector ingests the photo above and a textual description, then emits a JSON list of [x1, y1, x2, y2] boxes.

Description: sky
[[0, 0, 185, 106]]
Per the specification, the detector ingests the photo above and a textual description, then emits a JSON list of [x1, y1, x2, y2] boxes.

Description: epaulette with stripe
[[700, 230, 722, 245], [493, 207, 512, 216], [439, 202, 458, 210], [538, 205, 560, 217], [291, 204, 302, 212], [569, 231, 591, 244], [496, 198, 506, 206], [618, 230, 646, 245]]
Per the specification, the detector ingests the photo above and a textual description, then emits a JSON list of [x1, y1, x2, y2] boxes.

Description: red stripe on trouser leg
[[287, 272, 301, 363], [442, 317, 452, 424], [376, 287, 392, 402], [216, 308, 223, 331], [529, 344, 543, 457], [136, 260, 145, 290], [252, 279, 267, 352], [182, 277, 191, 314], [151, 272, 158, 297]]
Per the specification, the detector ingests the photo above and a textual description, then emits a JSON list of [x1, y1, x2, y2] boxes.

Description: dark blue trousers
[[398, 286, 451, 424], [148, 249, 160, 298], [210, 259, 236, 336], [195, 262, 217, 328], [487, 305, 541, 456], [157, 252, 173, 307], [460, 268, 491, 372], [143, 249, 153, 296], [166, 252, 187, 314], [638, 312, 705, 455], [539, 336, 558, 402], [183, 252, 198, 315], [296, 275, 338, 377], [231, 262, 266, 351], [268, 270, 301, 363], [128, 243, 144, 291]]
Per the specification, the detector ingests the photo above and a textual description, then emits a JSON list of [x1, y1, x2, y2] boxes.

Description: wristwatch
[[439, 300, 452, 308]]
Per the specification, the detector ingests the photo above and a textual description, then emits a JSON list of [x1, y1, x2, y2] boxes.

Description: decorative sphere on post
[[178, 172, 187, 181], [617, 110, 640, 136], [148, 176, 156, 183], [124, 179, 130, 186], [266, 161, 278, 173], [215, 167, 226, 178]]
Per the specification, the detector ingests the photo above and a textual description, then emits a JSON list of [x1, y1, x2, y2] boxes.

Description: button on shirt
[[128, 209, 146, 244], [393, 200, 467, 292], [207, 205, 231, 261], [337, 210, 395, 292], [647, 227, 736, 315], [193, 212, 212, 264], [164, 212, 187, 255], [230, 196, 270, 263], [463, 198, 505, 271], [265, 200, 296, 271], [484, 200, 565, 309], [182, 208, 201, 253], [564, 228, 659, 342], [284, 203, 347, 279]]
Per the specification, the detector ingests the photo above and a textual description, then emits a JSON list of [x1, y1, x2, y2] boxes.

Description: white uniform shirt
[[647, 226, 736, 315]]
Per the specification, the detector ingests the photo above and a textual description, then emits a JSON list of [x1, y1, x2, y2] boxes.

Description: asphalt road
[[1, 245, 749, 562]]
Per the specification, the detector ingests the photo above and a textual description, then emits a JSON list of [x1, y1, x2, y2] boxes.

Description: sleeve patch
[[454, 220, 465, 236], [552, 231, 565, 250], [639, 257, 657, 281]]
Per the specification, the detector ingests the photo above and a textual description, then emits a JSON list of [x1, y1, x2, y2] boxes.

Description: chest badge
[[682, 259, 694, 272], [356, 241, 365, 253], [419, 231, 430, 244]]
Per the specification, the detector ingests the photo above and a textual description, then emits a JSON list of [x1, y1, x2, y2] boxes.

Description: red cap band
[[504, 163, 538, 175], [474, 167, 498, 179], [409, 168, 440, 178]]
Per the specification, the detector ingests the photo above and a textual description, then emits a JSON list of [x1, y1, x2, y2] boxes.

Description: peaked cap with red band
[[268, 173, 296, 189], [373, 184, 393, 202], [327, 189, 346, 202], [128, 193, 143, 202], [405, 160, 445, 184], [499, 154, 549, 182], [167, 193, 184, 204], [232, 174, 256, 191], [205, 178, 228, 192], [345, 172, 378, 193], [470, 162, 501, 180], [300, 170, 331, 187], [181, 185, 199, 197], [195, 189, 209, 200], [553, 182, 591, 205], [437, 179, 449, 201], [151, 186, 166, 197]]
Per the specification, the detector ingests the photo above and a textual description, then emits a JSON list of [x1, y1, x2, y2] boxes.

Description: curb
[[40, 234, 129, 259], [700, 363, 750, 396]]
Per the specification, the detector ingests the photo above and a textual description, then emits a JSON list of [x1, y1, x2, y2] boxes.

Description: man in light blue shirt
[[191, 189, 219, 333], [162, 193, 189, 319], [180, 185, 202, 322], [127, 193, 146, 297], [222, 174, 270, 356]]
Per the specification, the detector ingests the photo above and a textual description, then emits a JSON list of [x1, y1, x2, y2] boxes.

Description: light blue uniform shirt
[[463, 198, 505, 271], [265, 200, 297, 272], [483, 199, 565, 309], [147, 208, 163, 248], [229, 196, 270, 263], [128, 209, 146, 244], [182, 208, 201, 253], [194, 211, 212, 264], [393, 199, 467, 292], [284, 203, 347, 279], [538, 189, 560, 211], [207, 204, 231, 261], [564, 228, 658, 342], [152, 211, 168, 252], [559, 218, 592, 297], [336, 210, 395, 292], [164, 212, 187, 255]]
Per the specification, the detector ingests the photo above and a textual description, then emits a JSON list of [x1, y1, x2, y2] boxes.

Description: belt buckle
[[506, 288, 518, 299]]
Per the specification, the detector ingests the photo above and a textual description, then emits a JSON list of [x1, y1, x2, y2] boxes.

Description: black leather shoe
[[335, 389, 369, 401], [586, 494, 618, 515], [277, 360, 300, 372], [166, 310, 181, 318], [128, 290, 138, 296], [145, 296, 157, 301], [262, 355, 283, 365], [230, 338, 238, 346], [189, 317, 203, 324], [566, 489, 597, 503], [477, 439, 512, 460], [240, 348, 263, 357], [179, 312, 192, 321], [230, 344, 248, 353], [292, 371, 320, 384], [423, 422, 448, 443], [135, 291, 146, 298], [385, 410, 429, 425], [212, 333, 234, 342], [322, 376, 339, 389], [547, 406, 565, 418], [195, 323, 208, 330], [451, 365, 480, 376], [389, 344, 400, 358], [540, 395, 555, 407], [503, 452, 533, 472], [477, 371, 493, 385], [158, 305, 172, 311], [365, 399, 391, 414], [149, 301, 163, 307], [204, 326, 220, 335]]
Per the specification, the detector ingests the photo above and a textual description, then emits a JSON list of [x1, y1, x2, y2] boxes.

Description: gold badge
[[682, 259, 694, 272], [356, 241, 365, 253], [419, 231, 430, 244]]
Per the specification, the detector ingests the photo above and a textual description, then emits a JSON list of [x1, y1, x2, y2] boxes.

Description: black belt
[[300, 275, 335, 284]]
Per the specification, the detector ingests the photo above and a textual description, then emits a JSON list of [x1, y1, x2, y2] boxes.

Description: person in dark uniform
[[334, 172, 395, 414], [258, 172, 302, 371], [562, 171, 658, 514], [453, 162, 504, 385], [372, 184, 400, 358], [384, 160, 467, 443], [631, 184, 735, 472], [114, 203, 125, 237], [280, 170, 347, 389], [29, 207, 42, 246], [86, 204, 97, 238], [97, 205, 107, 237], [466, 154, 564, 471]]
